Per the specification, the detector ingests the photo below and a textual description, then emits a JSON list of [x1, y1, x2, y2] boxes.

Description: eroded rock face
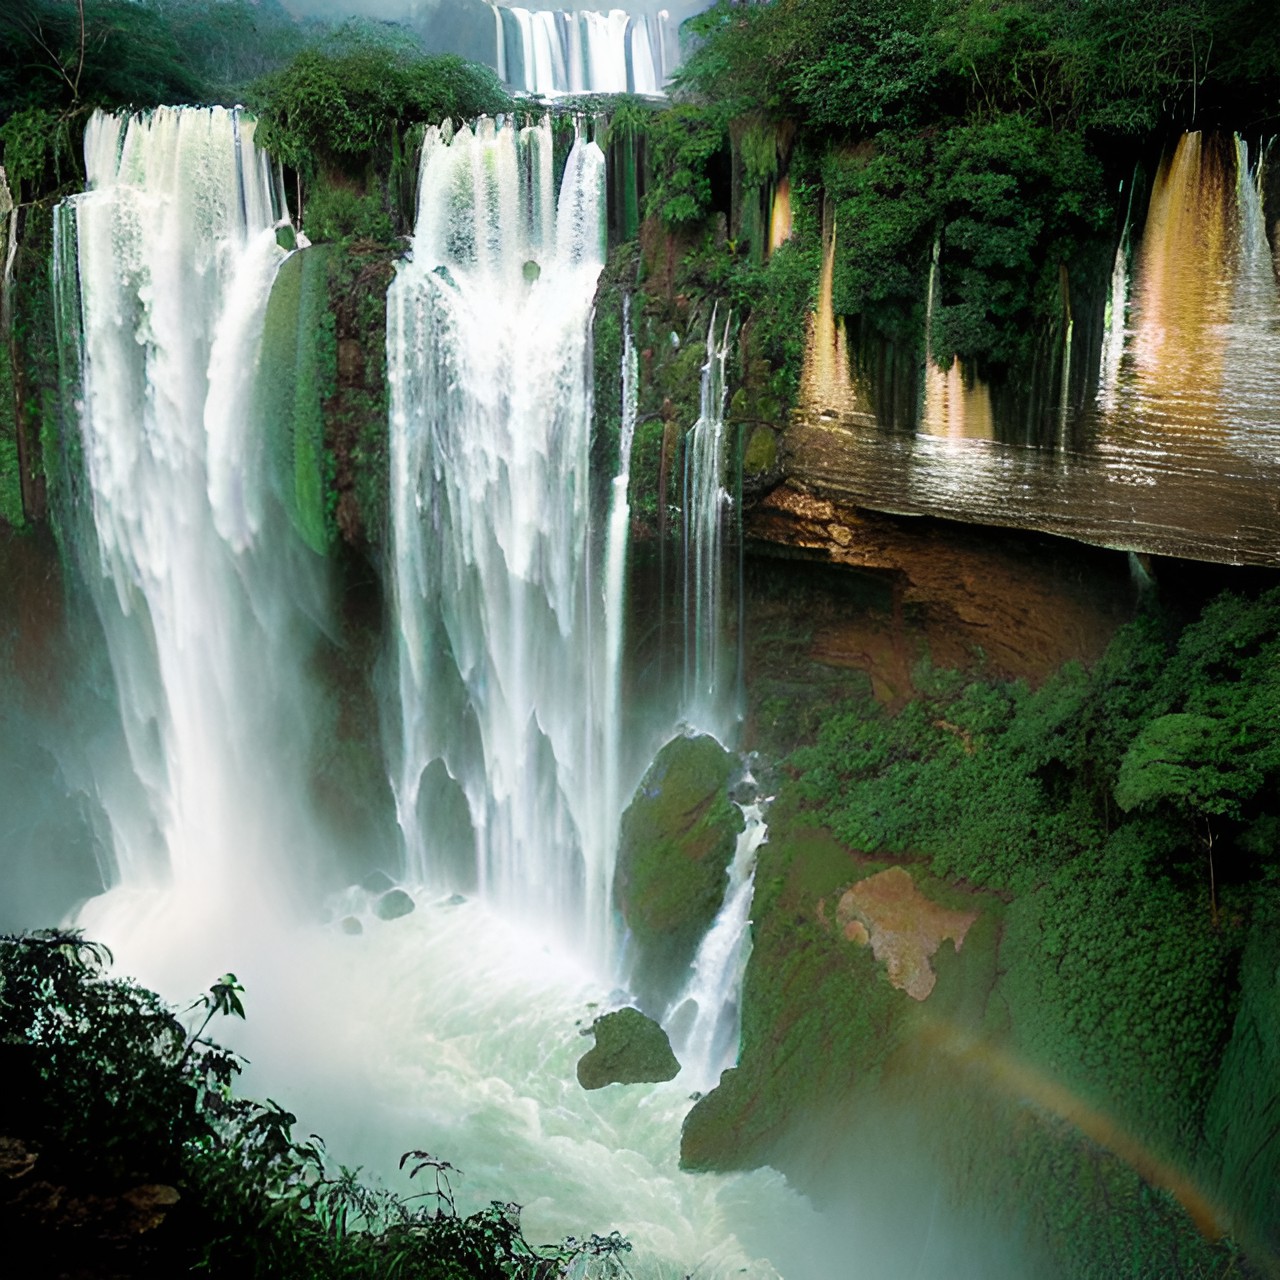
[[576, 1008, 680, 1090], [827, 867, 978, 1001], [614, 734, 744, 1014], [745, 485, 1136, 696]]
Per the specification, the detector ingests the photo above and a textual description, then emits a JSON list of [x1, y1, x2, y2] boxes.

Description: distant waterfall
[[54, 108, 328, 919], [491, 5, 676, 95], [388, 116, 617, 959], [682, 305, 737, 737]]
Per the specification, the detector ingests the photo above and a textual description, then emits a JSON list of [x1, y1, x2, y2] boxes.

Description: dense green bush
[[250, 29, 510, 182], [789, 589, 1280, 899]]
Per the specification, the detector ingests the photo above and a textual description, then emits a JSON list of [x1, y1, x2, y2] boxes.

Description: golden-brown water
[[768, 174, 792, 253], [789, 133, 1280, 565]]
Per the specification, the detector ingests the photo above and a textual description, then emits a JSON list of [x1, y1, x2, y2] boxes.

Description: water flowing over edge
[[491, 4, 676, 95], [387, 114, 624, 964]]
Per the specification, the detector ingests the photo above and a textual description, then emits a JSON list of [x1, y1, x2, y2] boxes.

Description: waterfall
[[1100, 132, 1280, 468], [54, 107, 328, 936], [601, 292, 639, 920], [681, 305, 736, 736], [491, 5, 675, 95], [387, 115, 617, 960], [1223, 137, 1280, 462], [767, 173, 792, 253], [1097, 179, 1133, 413], [665, 795, 768, 1092]]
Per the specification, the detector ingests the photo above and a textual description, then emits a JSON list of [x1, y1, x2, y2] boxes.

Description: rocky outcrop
[[745, 484, 1136, 698], [614, 734, 744, 1014], [576, 1008, 680, 1090]]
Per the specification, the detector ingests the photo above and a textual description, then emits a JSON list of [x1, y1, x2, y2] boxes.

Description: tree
[[1116, 712, 1262, 925]]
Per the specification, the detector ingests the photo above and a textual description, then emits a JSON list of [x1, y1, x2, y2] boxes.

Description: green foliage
[[0, 0, 204, 122], [681, 0, 941, 133], [0, 930, 241, 1184], [697, 588, 1280, 1275], [251, 29, 510, 181], [303, 183, 394, 246], [670, 0, 1280, 392], [0, 106, 76, 197], [642, 104, 727, 227], [790, 589, 1280, 896], [933, 115, 1106, 369]]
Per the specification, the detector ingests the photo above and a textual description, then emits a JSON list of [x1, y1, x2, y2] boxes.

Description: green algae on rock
[[576, 1007, 681, 1090], [614, 733, 744, 1014]]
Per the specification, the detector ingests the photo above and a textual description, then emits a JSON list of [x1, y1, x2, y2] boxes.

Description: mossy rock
[[615, 733, 744, 1013], [742, 424, 778, 478], [576, 1007, 680, 1090]]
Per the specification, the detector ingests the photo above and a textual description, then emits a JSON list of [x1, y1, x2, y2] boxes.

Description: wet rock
[[576, 1007, 680, 1090], [523, 258, 541, 281], [339, 915, 363, 935], [614, 734, 744, 1013], [374, 888, 415, 920]]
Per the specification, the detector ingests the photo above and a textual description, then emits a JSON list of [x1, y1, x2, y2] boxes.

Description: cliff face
[[745, 485, 1137, 698]]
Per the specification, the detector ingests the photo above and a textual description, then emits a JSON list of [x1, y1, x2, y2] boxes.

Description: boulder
[[614, 734, 744, 1013], [374, 889, 415, 920], [577, 1008, 680, 1090]]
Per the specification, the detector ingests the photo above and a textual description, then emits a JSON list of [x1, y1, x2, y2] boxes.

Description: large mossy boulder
[[615, 733, 744, 1013], [576, 1007, 680, 1090]]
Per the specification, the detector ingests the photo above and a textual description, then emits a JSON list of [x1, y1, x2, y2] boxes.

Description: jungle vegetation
[[736, 583, 1280, 1272], [632, 0, 1280, 402]]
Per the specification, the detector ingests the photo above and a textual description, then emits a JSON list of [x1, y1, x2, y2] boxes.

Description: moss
[[258, 245, 335, 554], [0, 338, 23, 528], [322, 241, 397, 553], [614, 733, 744, 1013], [576, 1007, 680, 1090], [741, 423, 777, 478]]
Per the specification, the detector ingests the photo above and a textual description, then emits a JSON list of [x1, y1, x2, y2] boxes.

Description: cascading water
[[794, 130, 1280, 564], [682, 305, 738, 737], [601, 292, 639, 888], [665, 792, 768, 1091], [491, 4, 675, 95], [1096, 178, 1134, 413], [1223, 137, 1280, 462], [387, 115, 620, 959], [54, 107, 330, 954]]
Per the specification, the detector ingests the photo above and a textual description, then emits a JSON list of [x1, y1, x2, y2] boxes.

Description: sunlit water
[[792, 132, 1280, 565]]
